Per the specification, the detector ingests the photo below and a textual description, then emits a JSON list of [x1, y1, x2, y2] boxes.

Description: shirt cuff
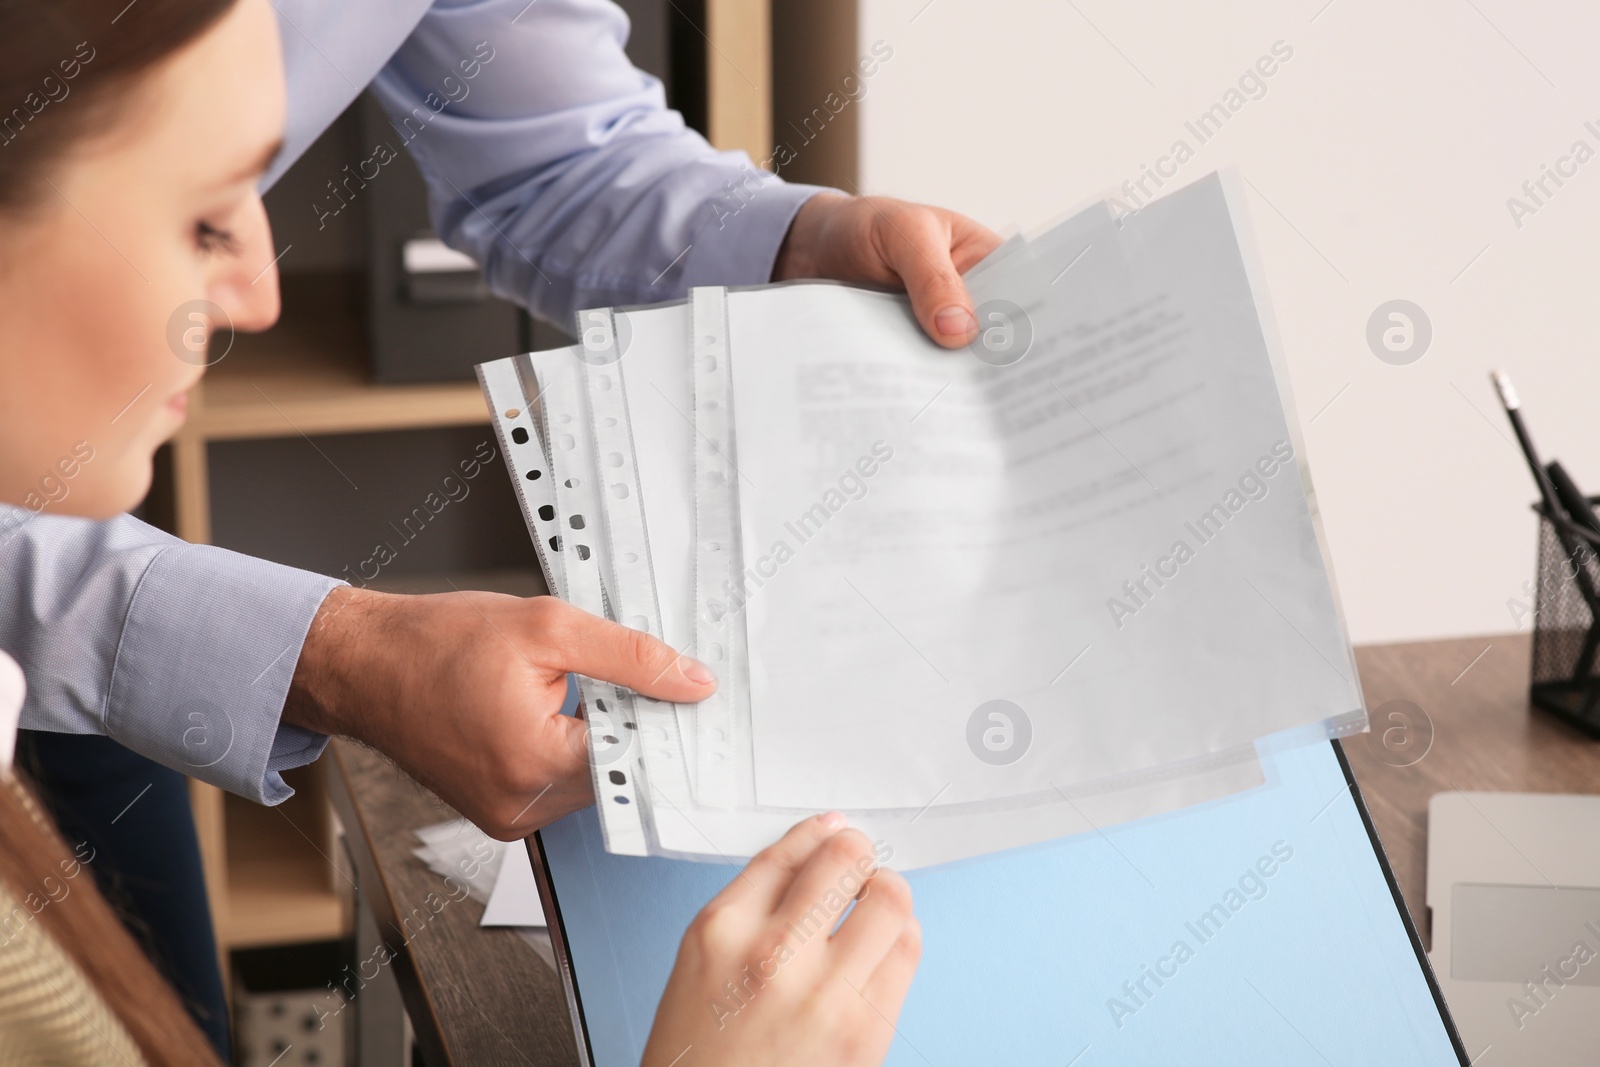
[[105, 543, 341, 805], [680, 175, 837, 291]]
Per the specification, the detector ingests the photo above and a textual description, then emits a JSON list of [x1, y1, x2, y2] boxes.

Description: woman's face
[[0, 0, 285, 520]]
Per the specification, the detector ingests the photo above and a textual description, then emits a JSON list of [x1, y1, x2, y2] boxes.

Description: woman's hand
[[642, 813, 921, 1067]]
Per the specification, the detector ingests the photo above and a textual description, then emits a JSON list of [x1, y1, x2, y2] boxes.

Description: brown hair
[[0, 776, 222, 1064], [1, 2, 241, 1060], [0, 0, 238, 210]]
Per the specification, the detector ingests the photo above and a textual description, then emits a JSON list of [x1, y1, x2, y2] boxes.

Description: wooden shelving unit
[[167, 277, 490, 548], [174, 0, 773, 964], [220, 766, 348, 950], [706, 0, 772, 160]]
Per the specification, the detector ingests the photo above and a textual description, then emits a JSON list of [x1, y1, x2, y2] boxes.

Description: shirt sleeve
[[0, 507, 339, 804], [365, 0, 833, 324]]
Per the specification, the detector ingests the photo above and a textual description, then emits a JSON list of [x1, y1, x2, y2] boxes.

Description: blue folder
[[531, 739, 1466, 1065]]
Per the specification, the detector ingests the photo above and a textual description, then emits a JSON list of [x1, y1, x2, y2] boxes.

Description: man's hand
[[772, 193, 1003, 348], [284, 587, 715, 839]]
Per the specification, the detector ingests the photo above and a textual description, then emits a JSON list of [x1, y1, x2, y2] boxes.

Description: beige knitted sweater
[[0, 650, 145, 1066]]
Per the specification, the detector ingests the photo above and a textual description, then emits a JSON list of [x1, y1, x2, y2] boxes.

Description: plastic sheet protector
[[476, 171, 1366, 868]]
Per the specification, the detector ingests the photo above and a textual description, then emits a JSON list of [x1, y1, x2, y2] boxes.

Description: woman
[[0, 1, 920, 1063]]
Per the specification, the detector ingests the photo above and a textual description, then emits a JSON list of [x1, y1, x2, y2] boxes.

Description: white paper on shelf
[[480, 845, 546, 928], [412, 819, 504, 906]]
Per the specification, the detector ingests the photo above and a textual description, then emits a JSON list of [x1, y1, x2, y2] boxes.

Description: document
[[726, 175, 1361, 810], [476, 171, 1363, 868]]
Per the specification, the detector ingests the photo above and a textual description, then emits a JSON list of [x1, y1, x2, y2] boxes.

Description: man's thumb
[[899, 254, 976, 350], [555, 608, 717, 702]]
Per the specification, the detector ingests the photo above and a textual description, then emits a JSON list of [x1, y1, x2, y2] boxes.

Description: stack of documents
[[476, 172, 1367, 870]]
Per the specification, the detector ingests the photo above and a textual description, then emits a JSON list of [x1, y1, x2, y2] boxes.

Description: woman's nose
[[210, 194, 281, 334]]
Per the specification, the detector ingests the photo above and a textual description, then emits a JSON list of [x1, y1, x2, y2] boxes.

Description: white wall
[[848, 0, 1600, 645]]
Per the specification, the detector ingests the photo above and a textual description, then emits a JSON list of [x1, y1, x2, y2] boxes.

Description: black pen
[[1489, 369, 1564, 519], [1547, 460, 1600, 537]]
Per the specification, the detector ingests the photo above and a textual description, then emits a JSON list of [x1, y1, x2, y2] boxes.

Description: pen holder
[[1529, 497, 1600, 738]]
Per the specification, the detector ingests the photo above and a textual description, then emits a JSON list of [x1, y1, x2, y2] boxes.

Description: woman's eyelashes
[[194, 219, 240, 256]]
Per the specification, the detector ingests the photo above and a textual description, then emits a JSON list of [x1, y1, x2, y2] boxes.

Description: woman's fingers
[[774, 827, 880, 935], [828, 866, 915, 987], [712, 811, 846, 916], [642, 816, 920, 1067], [859, 916, 923, 1020]]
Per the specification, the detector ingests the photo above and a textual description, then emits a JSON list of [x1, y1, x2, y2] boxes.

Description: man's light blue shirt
[[0, 0, 822, 802]]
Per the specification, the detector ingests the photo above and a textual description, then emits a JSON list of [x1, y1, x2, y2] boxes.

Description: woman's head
[[0, 0, 284, 519]]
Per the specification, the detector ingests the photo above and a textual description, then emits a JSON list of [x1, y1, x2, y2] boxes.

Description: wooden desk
[[1347, 633, 1600, 947], [329, 634, 1600, 1063], [327, 741, 577, 1066]]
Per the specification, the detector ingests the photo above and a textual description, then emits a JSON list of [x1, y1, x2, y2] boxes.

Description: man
[[4, 0, 996, 1049], [10, 0, 997, 837]]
